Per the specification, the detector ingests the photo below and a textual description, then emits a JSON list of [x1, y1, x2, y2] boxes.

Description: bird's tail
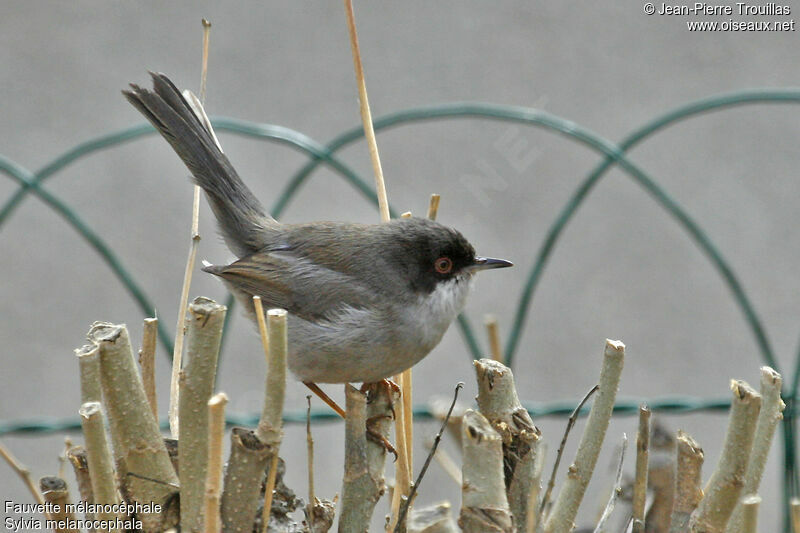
[[124, 72, 276, 257]]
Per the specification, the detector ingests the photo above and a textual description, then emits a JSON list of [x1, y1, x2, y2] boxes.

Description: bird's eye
[[434, 256, 453, 274]]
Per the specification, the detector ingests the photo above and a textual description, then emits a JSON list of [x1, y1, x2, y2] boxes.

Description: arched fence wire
[[2, 89, 799, 528]]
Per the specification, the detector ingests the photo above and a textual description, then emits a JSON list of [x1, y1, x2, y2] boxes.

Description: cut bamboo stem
[[79, 402, 121, 530], [0, 440, 45, 506], [474, 359, 541, 533], [544, 339, 625, 533], [88, 322, 178, 532], [727, 367, 784, 533], [40, 477, 77, 533], [632, 405, 651, 533], [204, 392, 227, 533], [689, 380, 761, 533], [139, 317, 159, 419], [670, 430, 704, 532], [179, 297, 226, 532], [76, 344, 101, 404], [458, 409, 513, 532]]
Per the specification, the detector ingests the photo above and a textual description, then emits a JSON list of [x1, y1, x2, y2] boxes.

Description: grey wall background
[[2, 2, 799, 530]]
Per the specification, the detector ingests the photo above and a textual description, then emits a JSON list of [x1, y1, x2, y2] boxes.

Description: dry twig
[[593, 433, 628, 533]]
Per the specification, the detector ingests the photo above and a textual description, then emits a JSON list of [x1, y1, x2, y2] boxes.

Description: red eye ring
[[434, 256, 453, 274]]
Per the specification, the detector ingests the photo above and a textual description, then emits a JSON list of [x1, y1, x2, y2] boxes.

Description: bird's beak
[[469, 256, 513, 272]]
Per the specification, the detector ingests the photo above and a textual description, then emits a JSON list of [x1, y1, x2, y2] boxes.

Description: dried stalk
[[689, 380, 761, 533], [204, 392, 227, 533], [408, 502, 459, 533], [339, 384, 392, 533], [139, 317, 159, 419], [539, 385, 598, 521], [727, 367, 784, 533], [430, 396, 467, 452], [66, 446, 93, 510], [791, 498, 800, 533], [79, 402, 121, 529], [220, 428, 272, 532], [458, 409, 513, 532], [169, 20, 214, 440], [484, 315, 503, 362], [389, 372, 412, 532], [403, 370, 413, 474], [474, 359, 541, 533], [343, 4, 412, 526], [426, 193, 440, 220], [88, 322, 178, 532], [76, 344, 101, 404], [593, 433, 628, 533], [306, 396, 317, 531], [669, 430, 704, 532], [262, 454, 280, 533], [58, 438, 72, 481], [426, 438, 461, 486], [179, 297, 226, 532], [343, 0, 389, 221], [0, 439, 45, 506], [39, 477, 77, 532], [632, 405, 651, 533], [740, 495, 760, 533], [544, 339, 625, 533]]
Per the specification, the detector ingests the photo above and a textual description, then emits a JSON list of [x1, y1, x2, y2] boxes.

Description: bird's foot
[[361, 379, 401, 420], [366, 414, 398, 461]]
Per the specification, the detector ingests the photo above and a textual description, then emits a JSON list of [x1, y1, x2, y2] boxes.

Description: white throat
[[408, 275, 474, 351]]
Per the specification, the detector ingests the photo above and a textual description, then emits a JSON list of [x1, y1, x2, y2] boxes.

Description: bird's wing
[[203, 250, 377, 322]]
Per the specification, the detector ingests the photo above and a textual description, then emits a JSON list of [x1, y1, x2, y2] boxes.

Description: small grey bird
[[124, 72, 512, 384]]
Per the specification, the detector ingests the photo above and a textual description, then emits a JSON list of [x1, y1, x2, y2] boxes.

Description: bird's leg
[[303, 382, 346, 419]]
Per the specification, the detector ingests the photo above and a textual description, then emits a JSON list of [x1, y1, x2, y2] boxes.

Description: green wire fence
[[2, 89, 799, 529]]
